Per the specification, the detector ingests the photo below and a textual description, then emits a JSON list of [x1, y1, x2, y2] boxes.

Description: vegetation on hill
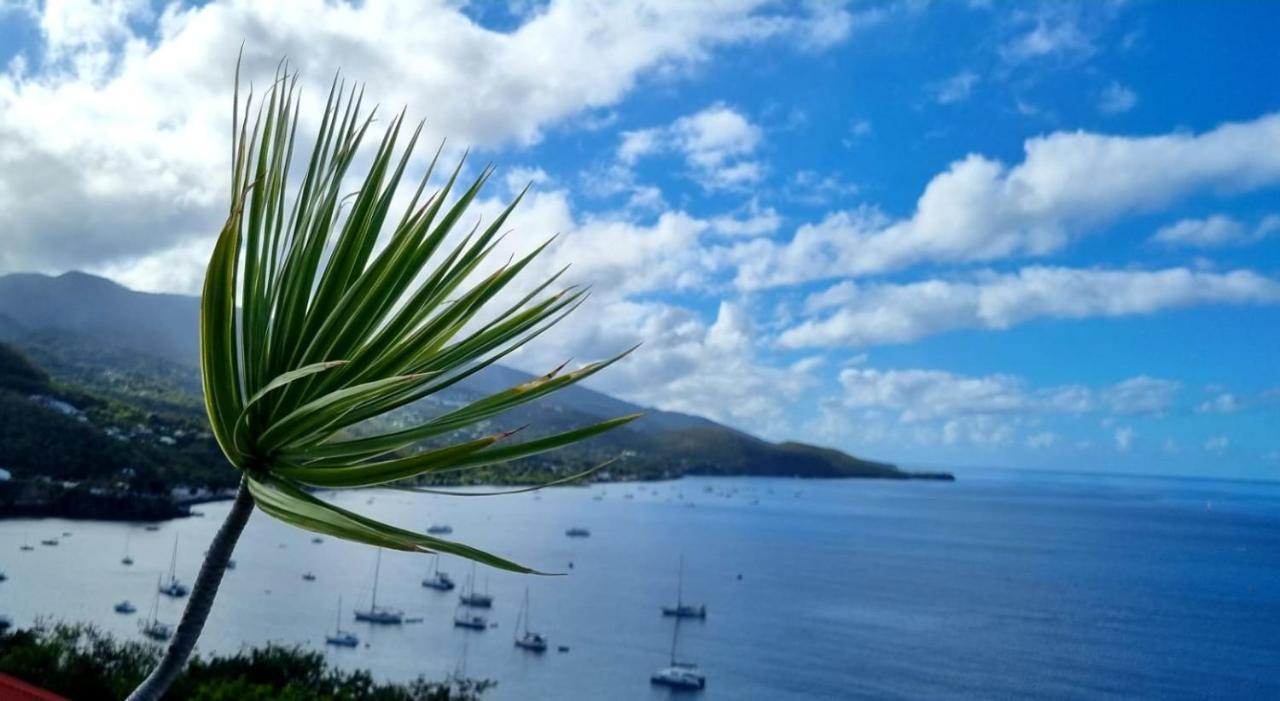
[[0, 623, 489, 700], [0, 271, 952, 486]]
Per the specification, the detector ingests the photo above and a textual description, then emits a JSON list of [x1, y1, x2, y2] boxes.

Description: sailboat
[[453, 604, 488, 630], [422, 554, 455, 591], [139, 577, 174, 641], [354, 550, 404, 624], [513, 587, 548, 652], [325, 596, 359, 647], [458, 564, 493, 608], [121, 531, 134, 566], [650, 620, 706, 690], [19, 533, 33, 551], [159, 534, 189, 597], [661, 555, 706, 619]]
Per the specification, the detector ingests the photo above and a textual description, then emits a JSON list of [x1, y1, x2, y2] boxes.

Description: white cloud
[[933, 70, 979, 104], [1102, 376, 1179, 416], [1114, 426, 1134, 452], [1197, 392, 1241, 414], [835, 366, 1173, 423], [0, 0, 848, 279], [1204, 435, 1230, 453], [1098, 81, 1137, 114], [1151, 213, 1279, 248], [778, 266, 1280, 349], [1026, 431, 1057, 449], [730, 113, 1280, 289], [618, 103, 764, 190], [1000, 8, 1096, 65]]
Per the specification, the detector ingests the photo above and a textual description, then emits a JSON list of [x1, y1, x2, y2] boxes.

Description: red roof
[[0, 673, 68, 701]]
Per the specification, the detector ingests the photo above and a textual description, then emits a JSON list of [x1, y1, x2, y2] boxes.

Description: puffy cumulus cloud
[[617, 103, 764, 190], [1097, 81, 1137, 115], [1101, 376, 1179, 416], [778, 266, 1280, 349], [932, 70, 979, 104], [836, 366, 1180, 424], [1026, 431, 1057, 449], [0, 0, 852, 279], [1204, 435, 1230, 453], [508, 298, 820, 436], [1197, 392, 1241, 414], [1150, 213, 1280, 248], [730, 113, 1280, 289]]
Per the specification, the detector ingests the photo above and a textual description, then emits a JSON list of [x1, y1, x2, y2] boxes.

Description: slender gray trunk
[[127, 477, 254, 701]]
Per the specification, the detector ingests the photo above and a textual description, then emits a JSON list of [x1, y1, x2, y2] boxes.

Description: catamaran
[[422, 554, 455, 591], [139, 577, 173, 641], [325, 596, 359, 647], [354, 550, 404, 624], [159, 534, 189, 598], [458, 564, 493, 608], [650, 620, 706, 690], [453, 604, 488, 630], [661, 555, 706, 619], [513, 587, 548, 652]]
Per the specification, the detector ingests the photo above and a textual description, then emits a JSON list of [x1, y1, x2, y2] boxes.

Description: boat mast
[[150, 575, 162, 626], [676, 554, 685, 607], [168, 534, 178, 583]]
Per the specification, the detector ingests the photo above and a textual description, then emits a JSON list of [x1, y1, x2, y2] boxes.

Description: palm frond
[[201, 62, 637, 572]]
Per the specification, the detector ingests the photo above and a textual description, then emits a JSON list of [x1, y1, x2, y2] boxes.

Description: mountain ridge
[[0, 270, 950, 481]]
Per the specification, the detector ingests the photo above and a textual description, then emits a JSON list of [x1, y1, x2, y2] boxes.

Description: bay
[[1, 470, 1278, 700]]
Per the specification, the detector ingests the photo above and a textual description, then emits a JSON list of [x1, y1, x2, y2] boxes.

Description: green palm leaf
[[201, 63, 638, 572]]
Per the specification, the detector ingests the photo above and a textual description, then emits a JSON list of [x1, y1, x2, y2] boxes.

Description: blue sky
[[0, 1, 1277, 479]]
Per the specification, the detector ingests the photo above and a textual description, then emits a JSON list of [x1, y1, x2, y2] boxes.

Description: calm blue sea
[[1, 470, 1278, 700]]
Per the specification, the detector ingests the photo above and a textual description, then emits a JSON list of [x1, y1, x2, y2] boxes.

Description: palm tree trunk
[[127, 477, 255, 701]]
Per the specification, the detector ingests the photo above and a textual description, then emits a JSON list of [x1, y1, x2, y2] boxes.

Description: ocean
[[1, 469, 1277, 700]]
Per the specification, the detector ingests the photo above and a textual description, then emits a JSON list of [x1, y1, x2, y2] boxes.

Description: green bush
[[0, 623, 491, 700]]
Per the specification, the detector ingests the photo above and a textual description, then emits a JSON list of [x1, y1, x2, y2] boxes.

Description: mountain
[[0, 271, 948, 481]]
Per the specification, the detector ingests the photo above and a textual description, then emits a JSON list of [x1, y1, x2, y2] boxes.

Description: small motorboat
[[114, 601, 137, 614], [40, 538, 59, 546], [564, 527, 591, 538], [426, 524, 453, 535], [302, 572, 317, 582]]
